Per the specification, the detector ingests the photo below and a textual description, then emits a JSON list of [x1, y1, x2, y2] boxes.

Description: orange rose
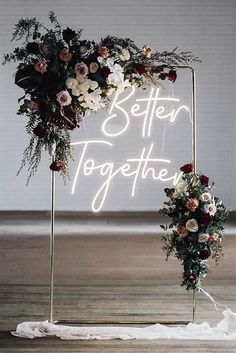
[[186, 198, 199, 212], [176, 225, 188, 238], [59, 48, 73, 63], [34, 58, 48, 74], [98, 46, 110, 58]]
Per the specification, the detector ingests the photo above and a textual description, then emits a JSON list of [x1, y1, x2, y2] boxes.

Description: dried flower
[[98, 46, 110, 58], [143, 45, 152, 58], [59, 48, 73, 63], [89, 62, 99, 73], [34, 58, 47, 74], [177, 225, 188, 238]]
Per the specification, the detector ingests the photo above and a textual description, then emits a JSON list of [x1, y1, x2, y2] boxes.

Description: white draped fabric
[[12, 308, 236, 340]]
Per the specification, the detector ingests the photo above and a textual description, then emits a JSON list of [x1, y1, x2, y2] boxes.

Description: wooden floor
[[0, 213, 235, 352]]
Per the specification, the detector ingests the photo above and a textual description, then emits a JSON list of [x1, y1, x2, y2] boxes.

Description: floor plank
[[0, 221, 235, 352]]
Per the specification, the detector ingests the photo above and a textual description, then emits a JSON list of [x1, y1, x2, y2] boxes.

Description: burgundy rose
[[50, 160, 63, 172], [199, 249, 210, 260], [180, 163, 193, 173], [168, 70, 177, 83], [186, 271, 196, 282], [63, 106, 77, 130], [33, 125, 47, 138], [135, 64, 146, 75], [52, 107, 77, 131], [62, 27, 76, 42], [101, 66, 111, 79], [200, 175, 209, 186], [201, 213, 212, 226]]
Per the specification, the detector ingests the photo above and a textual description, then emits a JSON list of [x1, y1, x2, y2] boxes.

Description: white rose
[[66, 77, 78, 90], [204, 203, 217, 216], [173, 181, 187, 197], [71, 87, 81, 97], [76, 76, 86, 84], [186, 219, 199, 232], [198, 233, 210, 243], [107, 70, 124, 87], [76, 81, 90, 94], [200, 192, 212, 203], [89, 80, 99, 90], [119, 49, 130, 61]]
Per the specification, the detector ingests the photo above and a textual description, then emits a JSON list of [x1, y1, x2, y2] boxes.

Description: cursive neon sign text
[[71, 87, 190, 212]]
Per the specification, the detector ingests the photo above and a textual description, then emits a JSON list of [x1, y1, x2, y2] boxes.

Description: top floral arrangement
[[3, 11, 200, 182]]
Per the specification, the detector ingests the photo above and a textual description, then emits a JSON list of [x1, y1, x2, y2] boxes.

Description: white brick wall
[[0, 0, 235, 211]]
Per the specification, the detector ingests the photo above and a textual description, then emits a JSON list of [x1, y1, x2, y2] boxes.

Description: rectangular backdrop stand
[[49, 66, 197, 326]]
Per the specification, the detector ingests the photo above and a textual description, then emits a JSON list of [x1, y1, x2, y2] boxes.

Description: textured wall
[[0, 0, 235, 211]]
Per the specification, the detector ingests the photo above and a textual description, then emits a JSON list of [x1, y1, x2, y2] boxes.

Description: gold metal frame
[[49, 66, 197, 326]]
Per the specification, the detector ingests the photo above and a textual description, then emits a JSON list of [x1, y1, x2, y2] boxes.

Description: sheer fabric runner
[[12, 308, 236, 340]]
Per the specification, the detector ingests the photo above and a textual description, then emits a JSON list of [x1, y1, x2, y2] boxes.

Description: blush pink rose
[[56, 90, 72, 107], [75, 62, 89, 77]]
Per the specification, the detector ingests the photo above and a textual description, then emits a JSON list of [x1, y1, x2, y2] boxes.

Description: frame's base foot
[[54, 319, 190, 326]]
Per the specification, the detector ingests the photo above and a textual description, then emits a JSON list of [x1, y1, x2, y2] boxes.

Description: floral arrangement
[[160, 163, 229, 291], [3, 11, 200, 182]]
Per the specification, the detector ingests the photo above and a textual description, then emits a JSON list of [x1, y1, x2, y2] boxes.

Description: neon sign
[[71, 86, 191, 212]]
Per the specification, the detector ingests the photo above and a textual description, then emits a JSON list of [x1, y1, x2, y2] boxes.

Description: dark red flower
[[15, 65, 42, 90], [101, 66, 111, 79], [186, 271, 196, 282], [50, 160, 63, 172], [201, 213, 212, 226], [62, 27, 76, 42], [200, 175, 209, 186], [199, 249, 210, 260], [180, 163, 193, 173], [33, 125, 47, 138], [52, 107, 77, 131], [168, 70, 177, 83], [26, 42, 40, 55], [135, 64, 146, 75], [38, 101, 49, 113]]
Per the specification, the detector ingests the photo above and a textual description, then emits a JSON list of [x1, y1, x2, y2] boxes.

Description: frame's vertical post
[[173, 66, 197, 323], [191, 68, 197, 173], [191, 67, 197, 323], [49, 155, 55, 324], [192, 288, 197, 323]]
